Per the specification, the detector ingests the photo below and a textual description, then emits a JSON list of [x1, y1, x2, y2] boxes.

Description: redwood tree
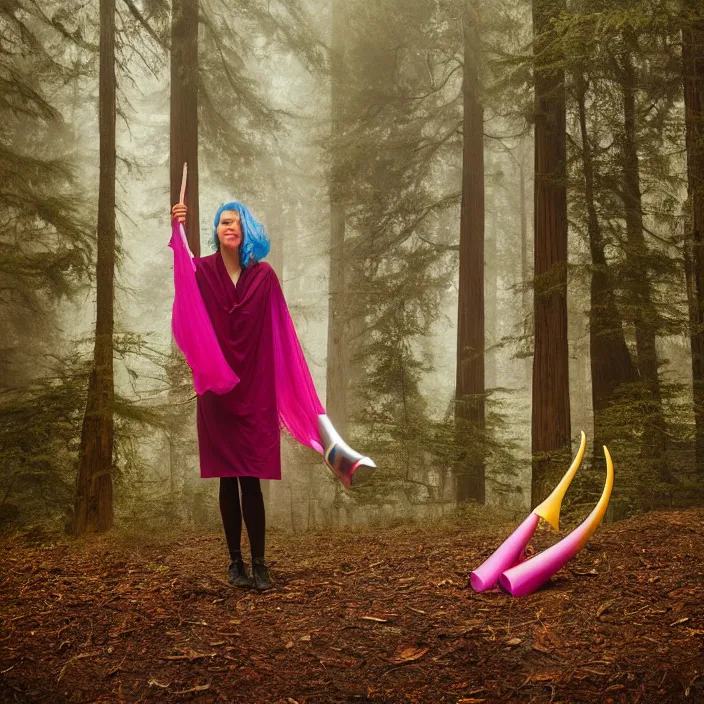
[[531, 0, 571, 506], [455, 3, 486, 504], [170, 0, 199, 252], [73, 0, 117, 536], [616, 40, 671, 484], [574, 71, 637, 465]]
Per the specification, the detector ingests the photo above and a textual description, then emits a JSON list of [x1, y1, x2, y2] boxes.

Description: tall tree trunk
[[485, 223, 497, 389], [455, 4, 485, 504], [683, 0, 704, 479], [519, 141, 529, 332], [531, 0, 571, 507], [170, 0, 199, 254], [619, 48, 671, 484], [326, 0, 348, 433], [575, 73, 637, 467], [73, 0, 116, 536], [167, 0, 200, 525]]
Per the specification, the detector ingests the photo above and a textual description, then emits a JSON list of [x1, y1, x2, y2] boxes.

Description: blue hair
[[212, 201, 270, 267]]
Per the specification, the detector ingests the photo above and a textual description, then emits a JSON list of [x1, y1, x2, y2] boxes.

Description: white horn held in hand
[[317, 414, 376, 488]]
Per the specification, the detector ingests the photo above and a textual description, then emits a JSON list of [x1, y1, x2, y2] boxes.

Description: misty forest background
[[2, 0, 704, 540]]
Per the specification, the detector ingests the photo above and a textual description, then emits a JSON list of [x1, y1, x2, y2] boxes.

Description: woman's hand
[[172, 203, 188, 224]]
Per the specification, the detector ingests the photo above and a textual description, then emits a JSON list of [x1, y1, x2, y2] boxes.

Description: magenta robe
[[169, 221, 326, 481], [194, 253, 281, 479]]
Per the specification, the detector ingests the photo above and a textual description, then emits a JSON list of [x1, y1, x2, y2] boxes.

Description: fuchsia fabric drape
[[169, 221, 238, 395], [169, 221, 325, 479]]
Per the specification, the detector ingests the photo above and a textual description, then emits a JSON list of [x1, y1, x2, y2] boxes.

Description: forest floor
[[1, 508, 703, 704]]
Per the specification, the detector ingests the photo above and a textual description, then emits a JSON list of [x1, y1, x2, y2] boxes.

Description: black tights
[[219, 477, 266, 562]]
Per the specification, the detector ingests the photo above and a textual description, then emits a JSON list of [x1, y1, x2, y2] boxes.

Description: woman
[[171, 200, 278, 592]]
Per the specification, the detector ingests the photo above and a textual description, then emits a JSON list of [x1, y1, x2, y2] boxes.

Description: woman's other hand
[[172, 203, 188, 224]]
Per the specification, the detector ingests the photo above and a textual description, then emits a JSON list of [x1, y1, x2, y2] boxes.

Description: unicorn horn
[[469, 431, 586, 592], [498, 445, 614, 597]]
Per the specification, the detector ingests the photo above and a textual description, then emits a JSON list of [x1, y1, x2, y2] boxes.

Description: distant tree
[[326, 0, 349, 434], [0, 1, 93, 527], [455, 2, 486, 504], [197, 0, 322, 192], [614, 32, 672, 484], [575, 69, 638, 463], [555, 0, 686, 512], [0, 2, 93, 386]]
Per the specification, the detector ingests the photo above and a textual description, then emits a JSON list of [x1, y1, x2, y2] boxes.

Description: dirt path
[[1, 509, 703, 703]]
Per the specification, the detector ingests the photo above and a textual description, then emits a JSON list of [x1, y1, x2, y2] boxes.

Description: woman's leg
[[219, 477, 243, 562], [238, 477, 265, 560], [239, 477, 272, 590]]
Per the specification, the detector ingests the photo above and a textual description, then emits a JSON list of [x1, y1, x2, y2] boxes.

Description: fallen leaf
[[285, 641, 295, 649], [392, 646, 429, 663], [300, 635, 311, 642], [505, 638, 522, 646]]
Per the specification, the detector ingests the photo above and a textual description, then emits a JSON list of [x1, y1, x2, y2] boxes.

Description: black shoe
[[252, 557, 273, 591], [228, 559, 253, 588]]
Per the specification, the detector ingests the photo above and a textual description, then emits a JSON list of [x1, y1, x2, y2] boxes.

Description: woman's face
[[217, 210, 242, 251]]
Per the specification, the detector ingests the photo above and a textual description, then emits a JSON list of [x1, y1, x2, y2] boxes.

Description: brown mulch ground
[[1, 509, 703, 704]]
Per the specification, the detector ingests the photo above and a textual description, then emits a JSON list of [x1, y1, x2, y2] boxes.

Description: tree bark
[[326, 0, 348, 433], [455, 4, 485, 504], [485, 224, 497, 390], [73, 0, 116, 536], [519, 141, 530, 332], [575, 72, 637, 465], [683, 0, 704, 479], [170, 0, 200, 254], [619, 47, 671, 484], [531, 0, 571, 507]]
